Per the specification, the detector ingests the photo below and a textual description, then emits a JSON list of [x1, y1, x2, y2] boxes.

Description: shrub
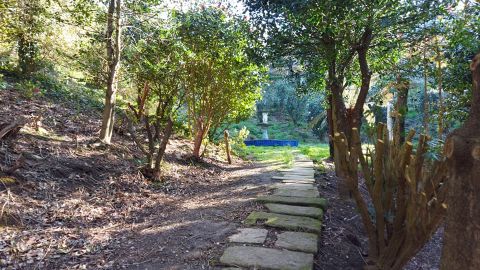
[[230, 126, 250, 158], [16, 80, 41, 99]]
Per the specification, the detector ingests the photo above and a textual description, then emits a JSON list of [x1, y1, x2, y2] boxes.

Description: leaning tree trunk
[[100, 0, 122, 144], [153, 118, 174, 181], [440, 52, 480, 270], [192, 119, 209, 159]]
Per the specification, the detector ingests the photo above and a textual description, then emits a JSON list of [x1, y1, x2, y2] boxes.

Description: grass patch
[[243, 146, 295, 167], [299, 144, 330, 162]]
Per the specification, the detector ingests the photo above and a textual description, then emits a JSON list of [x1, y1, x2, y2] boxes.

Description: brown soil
[[0, 89, 277, 269]]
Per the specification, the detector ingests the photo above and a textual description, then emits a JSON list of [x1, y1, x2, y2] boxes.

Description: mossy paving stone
[[265, 203, 323, 219], [220, 246, 313, 270], [244, 211, 322, 233], [273, 188, 319, 198], [275, 231, 318, 253], [256, 195, 327, 209]]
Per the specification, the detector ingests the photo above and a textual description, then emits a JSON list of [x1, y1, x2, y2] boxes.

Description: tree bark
[[224, 130, 232, 164], [422, 43, 430, 135], [394, 76, 409, 145], [329, 26, 372, 180], [193, 119, 208, 158], [440, 52, 480, 270], [327, 95, 335, 159], [100, 0, 122, 144], [436, 44, 444, 140], [153, 118, 174, 181]]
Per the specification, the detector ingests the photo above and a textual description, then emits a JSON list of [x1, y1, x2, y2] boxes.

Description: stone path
[[218, 155, 327, 270]]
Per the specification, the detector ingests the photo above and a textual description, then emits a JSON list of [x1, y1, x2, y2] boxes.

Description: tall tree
[[0, 0, 49, 76], [440, 51, 480, 270], [244, 0, 442, 175], [99, 0, 122, 144], [125, 26, 187, 180], [176, 8, 265, 158]]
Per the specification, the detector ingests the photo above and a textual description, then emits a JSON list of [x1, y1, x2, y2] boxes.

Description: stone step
[[257, 195, 327, 209], [279, 171, 314, 175], [273, 188, 319, 198], [244, 211, 322, 233], [275, 231, 318, 253], [265, 203, 323, 219], [273, 176, 315, 181], [220, 246, 313, 270], [282, 179, 316, 184], [228, 228, 268, 244], [270, 183, 316, 190], [282, 173, 315, 178]]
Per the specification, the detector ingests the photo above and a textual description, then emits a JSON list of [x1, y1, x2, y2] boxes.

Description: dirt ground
[[0, 89, 279, 269], [0, 89, 443, 270]]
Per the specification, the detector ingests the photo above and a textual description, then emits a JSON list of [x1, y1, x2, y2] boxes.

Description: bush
[[0, 74, 8, 90], [230, 126, 250, 158], [16, 80, 41, 99]]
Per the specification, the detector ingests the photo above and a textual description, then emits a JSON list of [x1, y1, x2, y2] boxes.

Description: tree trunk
[[153, 118, 174, 181], [99, 0, 122, 144], [440, 52, 480, 270], [436, 45, 444, 140], [193, 119, 208, 158], [327, 95, 335, 159], [224, 130, 232, 164], [422, 43, 430, 135], [330, 27, 372, 179], [394, 77, 409, 145]]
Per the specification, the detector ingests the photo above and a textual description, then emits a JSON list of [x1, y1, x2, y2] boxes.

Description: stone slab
[[280, 168, 314, 171], [275, 231, 318, 253], [228, 228, 268, 244], [282, 173, 315, 178], [273, 176, 315, 181], [265, 203, 323, 219], [256, 195, 327, 209], [220, 246, 313, 270], [282, 175, 314, 178], [279, 171, 314, 175], [270, 183, 316, 190], [293, 163, 314, 167], [282, 179, 316, 184], [280, 169, 314, 173], [244, 211, 322, 233], [273, 188, 319, 198]]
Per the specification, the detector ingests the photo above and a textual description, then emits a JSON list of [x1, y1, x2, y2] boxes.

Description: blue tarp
[[244, 140, 299, 147]]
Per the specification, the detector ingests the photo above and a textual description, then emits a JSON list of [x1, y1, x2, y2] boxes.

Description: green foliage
[[242, 146, 295, 166], [15, 80, 40, 99], [442, 3, 480, 122], [299, 144, 330, 162], [222, 117, 318, 143], [174, 7, 266, 155], [229, 126, 250, 158], [0, 74, 8, 90]]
